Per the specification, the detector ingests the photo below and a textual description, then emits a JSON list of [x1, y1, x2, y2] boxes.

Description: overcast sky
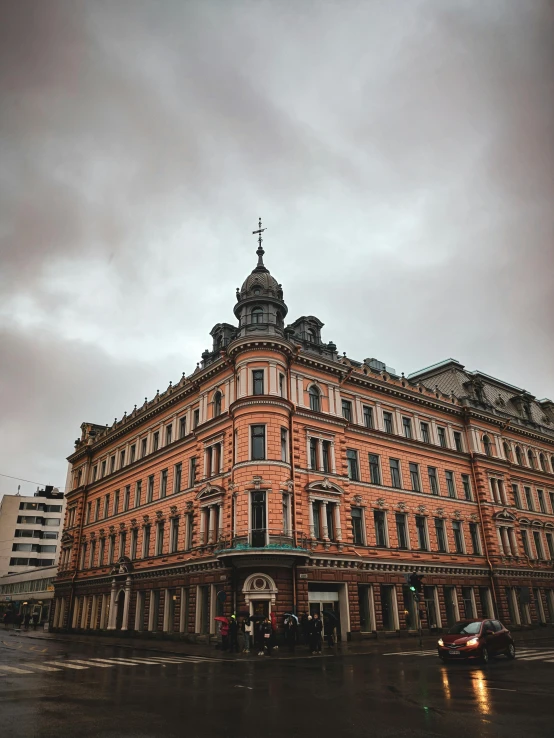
[[1, 0, 553, 500]]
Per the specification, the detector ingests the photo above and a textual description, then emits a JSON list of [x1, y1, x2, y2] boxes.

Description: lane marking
[[486, 687, 517, 692], [0, 665, 35, 674], [104, 657, 160, 665], [65, 659, 114, 668], [87, 658, 138, 666], [44, 661, 88, 670], [383, 650, 437, 656], [24, 664, 62, 672]]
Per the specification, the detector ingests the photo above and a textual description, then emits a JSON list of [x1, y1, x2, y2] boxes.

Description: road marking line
[[105, 657, 160, 665], [0, 665, 35, 674], [519, 654, 554, 661], [65, 660, 114, 668], [486, 687, 517, 691], [44, 661, 88, 670], [87, 658, 138, 666], [383, 651, 437, 656], [25, 664, 62, 672]]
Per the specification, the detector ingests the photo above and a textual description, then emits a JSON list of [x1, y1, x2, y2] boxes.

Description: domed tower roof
[[234, 219, 288, 336]]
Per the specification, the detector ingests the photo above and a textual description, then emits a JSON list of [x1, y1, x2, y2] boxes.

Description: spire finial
[[252, 216, 266, 267]]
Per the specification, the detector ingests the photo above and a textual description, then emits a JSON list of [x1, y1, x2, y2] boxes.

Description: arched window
[[309, 385, 321, 412], [251, 307, 263, 324], [213, 391, 222, 418], [528, 450, 536, 469], [515, 446, 523, 465], [539, 453, 546, 472], [483, 435, 492, 457], [503, 442, 512, 462]]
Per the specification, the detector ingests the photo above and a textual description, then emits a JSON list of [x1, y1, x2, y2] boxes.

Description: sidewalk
[[8, 627, 554, 661]]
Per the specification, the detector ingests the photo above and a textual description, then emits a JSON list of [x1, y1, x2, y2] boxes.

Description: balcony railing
[[214, 528, 311, 553]]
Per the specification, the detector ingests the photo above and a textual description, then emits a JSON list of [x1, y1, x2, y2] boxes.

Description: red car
[[438, 619, 515, 664]]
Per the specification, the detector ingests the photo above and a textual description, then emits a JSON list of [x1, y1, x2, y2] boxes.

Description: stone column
[[80, 596, 88, 628], [107, 580, 117, 630], [90, 595, 97, 630], [317, 440, 324, 472], [508, 528, 519, 556], [100, 594, 108, 629], [148, 591, 156, 632], [208, 505, 215, 543], [179, 587, 187, 633], [217, 502, 224, 541], [497, 527, 505, 555], [308, 500, 315, 538], [500, 527, 512, 556], [321, 501, 329, 540], [121, 576, 132, 631], [199, 506, 207, 543], [330, 442, 337, 474], [163, 588, 171, 632], [334, 504, 342, 541]]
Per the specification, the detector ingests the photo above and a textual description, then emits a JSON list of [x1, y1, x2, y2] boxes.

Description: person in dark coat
[[309, 613, 323, 654], [23, 613, 31, 631], [228, 615, 240, 653], [15, 612, 24, 629], [284, 617, 298, 653], [260, 618, 273, 656]]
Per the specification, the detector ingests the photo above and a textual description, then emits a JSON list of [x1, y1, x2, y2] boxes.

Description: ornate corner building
[[53, 235, 554, 640]]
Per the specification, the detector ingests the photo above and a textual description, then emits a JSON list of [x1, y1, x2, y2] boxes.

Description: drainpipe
[[287, 346, 300, 613], [462, 409, 500, 617]]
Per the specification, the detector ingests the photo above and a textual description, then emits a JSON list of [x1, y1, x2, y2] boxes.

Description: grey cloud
[[0, 0, 553, 499]]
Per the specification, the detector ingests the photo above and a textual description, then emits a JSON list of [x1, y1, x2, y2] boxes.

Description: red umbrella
[[214, 616, 229, 624]]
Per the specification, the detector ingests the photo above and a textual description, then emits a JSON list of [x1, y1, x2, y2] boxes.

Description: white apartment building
[[0, 487, 66, 577]]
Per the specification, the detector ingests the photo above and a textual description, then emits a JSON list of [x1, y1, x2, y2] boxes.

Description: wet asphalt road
[[1, 633, 553, 738]]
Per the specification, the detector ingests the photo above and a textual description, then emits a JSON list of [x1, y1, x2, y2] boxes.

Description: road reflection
[[470, 670, 491, 716], [439, 666, 451, 700]]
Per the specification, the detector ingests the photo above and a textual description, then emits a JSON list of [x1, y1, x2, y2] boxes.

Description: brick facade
[[52, 243, 554, 641]]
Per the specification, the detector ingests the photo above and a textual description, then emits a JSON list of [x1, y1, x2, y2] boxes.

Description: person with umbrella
[[323, 610, 338, 648], [238, 611, 252, 653], [214, 616, 229, 651], [309, 612, 323, 654], [260, 617, 274, 656], [284, 613, 298, 653]]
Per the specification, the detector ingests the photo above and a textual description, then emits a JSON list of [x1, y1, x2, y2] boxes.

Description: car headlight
[[466, 637, 479, 646], [438, 638, 444, 647]]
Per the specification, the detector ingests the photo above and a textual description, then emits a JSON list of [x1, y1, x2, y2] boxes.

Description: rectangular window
[[113, 490, 120, 516], [156, 523, 164, 556], [369, 454, 381, 485], [550, 492, 554, 514], [445, 471, 456, 498], [309, 437, 318, 470], [352, 507, 365, 545], [409, 462, 421, 492], [437, 427, 447, 447], [141, 438, 147, 458], [282, 493, 291, 536], [170, 517, 179, 553], [537, 490, 546, 514], [383, 411, 393, 434], [98, 538, 105, 566], [124, 485, 130, 512], [147, 475, 154, 503], [312, 501, 321, 539], [402, 417, 412, 439], [395, 513, 408, 550], [130, 444, 136, 463], [108, 535, 115, 564], [153, 432, 159, 452], [452, 521, 464, 553], [415, 515, 428, 551], [134, 480, 142, 508], [453, 431, 463, 452], [462, 587, 475, 619], [119, 531, 126, 558], [347, 449, 359, 481], [363, 405, 374, 429], [279, 373, 285, 397], [110, 456, 116, 473], [521, 530, 531, 558], [142, 526, 151, 558], [389, 459, 401, 489], [469, 522, 481, 555], [462, 474, 472, 501], [166, 424, 173, 445], [94, 499, 100, 521], [174, 463, 182, 494], [428, 467, 439, 495], [92, 465, 98, 482], [101, 460, 107, 477], [251, 491, 267, 547], [120, 450, 125, 468], [193, 409, 200, 428], [252, 370, 264, 395], [420, 422, 430, 443], [342, 400, 352, 422], [533, 531, 544, 560], [85, 502, 91, 525], [326, 503, 335, 541], [179, 417, 187, 439], [374, 510, 387, 547], [435, 518, 447, 552], [160, 469, 168, 499], [281, 428, 288, 462], [251, 425, 266, 460], [130, 528, 138, 559], [545, 532, 554, 560], [322, 441, 331, 473], [524, 487, 534, 511], [189, 457, 197, 487], [512, 484, 522, 508]]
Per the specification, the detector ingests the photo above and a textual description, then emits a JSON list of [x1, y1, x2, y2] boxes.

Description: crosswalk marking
[[65, 659, 114, 668], [44, 661, 88, 670], [0, 665, 35, 674], [383, 646, 554, 664], [25, 664, 62, 672], [100, 657, 160, 665], [87, 658, 138, 666]]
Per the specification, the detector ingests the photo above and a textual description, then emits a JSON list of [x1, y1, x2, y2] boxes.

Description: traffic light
[[408, 572, 424, 593]]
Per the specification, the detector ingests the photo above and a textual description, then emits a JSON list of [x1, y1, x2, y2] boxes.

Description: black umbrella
[[322, 610, 338, 622]]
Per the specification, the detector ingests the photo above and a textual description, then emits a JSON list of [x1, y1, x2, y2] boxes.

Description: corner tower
[[234, 219, 288, 338]]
